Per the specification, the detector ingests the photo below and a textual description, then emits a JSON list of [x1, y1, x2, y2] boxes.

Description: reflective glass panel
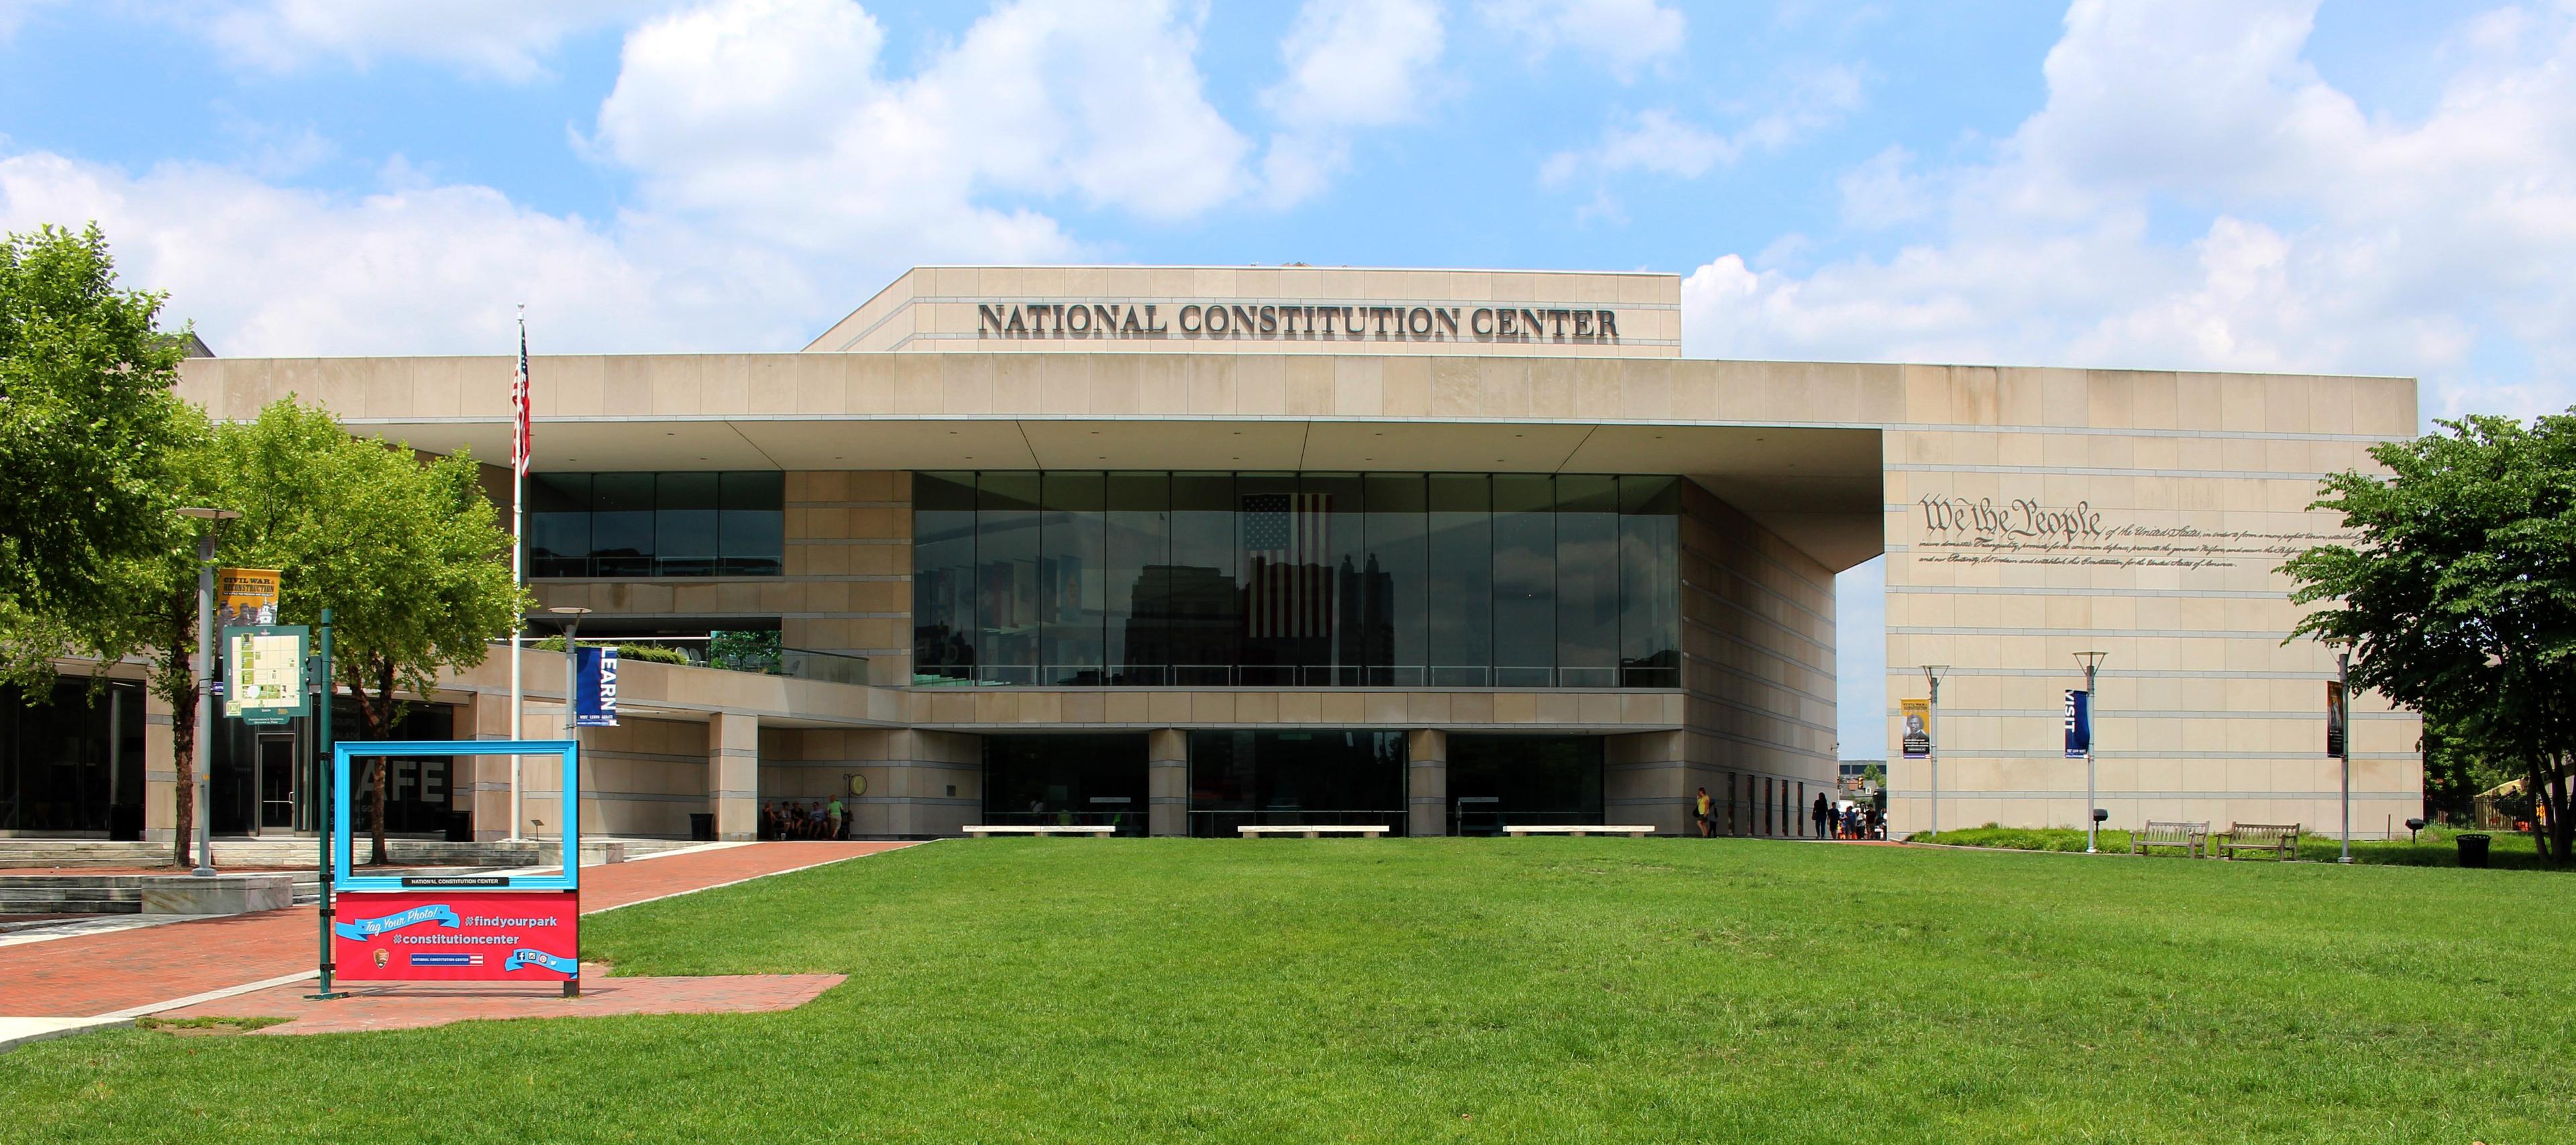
[[975, 472, 1042, 685], [1104, 472, 1170, 685], [527, 473, 590, 577], [1619, 476, 1681, 687], [1491, 475, 1556, 687], [589, 474, 655, 577], [912, 472, 977, 682], [1425, 474, 1492, 686], [654, 473, 719, 578], [1040, 472, 1106, 685], [719, 472, 784, 576], [1554, 475, 1620, 688], [1360, 474, 1427, 686], [1167, 472, 1239, 685]]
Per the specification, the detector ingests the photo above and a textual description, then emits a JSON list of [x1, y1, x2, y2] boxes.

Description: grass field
[[5, 838, 2570, 1143]]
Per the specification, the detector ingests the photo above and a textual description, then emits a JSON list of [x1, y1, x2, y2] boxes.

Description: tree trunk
[[170, 684, 196, 869], [2546, 755, 2573, 866]]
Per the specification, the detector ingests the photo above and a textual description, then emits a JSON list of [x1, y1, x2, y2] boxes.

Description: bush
[[528, 637, 691, 665]]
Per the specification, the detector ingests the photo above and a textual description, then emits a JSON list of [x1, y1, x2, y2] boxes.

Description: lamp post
[[547, 606, 591, 844], [2075, 650, 2107, 854], [178, 506, 241, 877], [1921, 664, 1947, 838]]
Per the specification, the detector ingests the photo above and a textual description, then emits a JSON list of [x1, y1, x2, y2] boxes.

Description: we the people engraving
[[1914, 496, 2351, 569]]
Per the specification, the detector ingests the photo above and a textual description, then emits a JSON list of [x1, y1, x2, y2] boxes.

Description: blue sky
[[5, 0, 2573, 757]]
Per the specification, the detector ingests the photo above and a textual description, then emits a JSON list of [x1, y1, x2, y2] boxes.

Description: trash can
[[689, 812, 715, 842], [2457, 833, 2491, 868]]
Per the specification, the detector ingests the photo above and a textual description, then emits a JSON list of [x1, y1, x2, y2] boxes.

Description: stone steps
[[0, 836, 704, 870]]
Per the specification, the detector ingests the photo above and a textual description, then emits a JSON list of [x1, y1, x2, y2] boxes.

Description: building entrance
[[1446, 734, 1605, 835], [1187, 730, 1405, 836], [983, 733, 1149, 836]]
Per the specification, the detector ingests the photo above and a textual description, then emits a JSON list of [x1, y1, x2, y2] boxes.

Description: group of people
[[1813, 792, 1884, 840], [1686, 786, 1884, 839], [763, 798, 845, 840]]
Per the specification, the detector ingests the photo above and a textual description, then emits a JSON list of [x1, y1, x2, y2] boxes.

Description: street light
[[2074, 650, 2108, 854], [536, 606, 592, 844], [178, 506, 241, 878], [1921, 665, 1948, 838]]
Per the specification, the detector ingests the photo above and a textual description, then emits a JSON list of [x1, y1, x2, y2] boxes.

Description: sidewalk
[[0, 841, 914, 1022]]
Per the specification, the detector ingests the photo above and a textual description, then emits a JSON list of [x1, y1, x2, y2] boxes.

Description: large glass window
[[1619, 476, 1682, 687], [1491, 475, 1556, 687], [1104, 473, 1169, 685], [975, 472, 1042, 685], [1446, 734, 1605, 834], [1426, 474, 1493, 686], [983, 733, 1148, 835], [914, 472, 1682, 690], [523, 471, 785, 578], [1187, 730, 1405, 836], [913, 473, 977, 681], [1554, 475, 1621, 688], [1360, 474, 1427, 686], [1040, 472, 1106, 685]]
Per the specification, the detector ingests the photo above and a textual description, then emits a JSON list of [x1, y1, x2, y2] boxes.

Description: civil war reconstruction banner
[[331, 890, 579, 981], [1900, 698, 1932, 759]]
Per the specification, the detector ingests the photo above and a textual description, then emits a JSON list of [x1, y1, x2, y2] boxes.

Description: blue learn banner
[[2063, 689, 2092, 758], [576, 646, 619, 728]]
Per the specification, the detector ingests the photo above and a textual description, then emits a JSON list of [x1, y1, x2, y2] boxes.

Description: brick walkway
[[0, 841, 914, 1019], [156, 965, 847, 1034]]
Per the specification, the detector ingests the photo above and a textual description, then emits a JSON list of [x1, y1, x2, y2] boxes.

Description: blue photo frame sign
[[335, 739, 580, 892]]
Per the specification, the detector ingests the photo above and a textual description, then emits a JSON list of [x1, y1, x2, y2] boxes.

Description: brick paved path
[[0, 841, 914, 1019], [157, 965, 847, 1034]]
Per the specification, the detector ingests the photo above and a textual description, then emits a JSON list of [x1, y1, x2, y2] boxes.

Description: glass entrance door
[[256, 733, 297, 833]]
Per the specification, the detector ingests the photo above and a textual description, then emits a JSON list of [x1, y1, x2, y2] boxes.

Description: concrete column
[[1606, 730, 1690, 836], [1148, 728, 1189, 837], [709, 711, 759, 841], [1407, 728, 1448, 837], [143, 690, 178, 844]]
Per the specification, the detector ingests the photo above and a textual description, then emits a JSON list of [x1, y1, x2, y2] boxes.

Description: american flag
[[511, 313, 532, 478], [1244, 492, 1330, 638]]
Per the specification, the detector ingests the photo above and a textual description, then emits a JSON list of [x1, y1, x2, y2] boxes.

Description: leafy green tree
[[207, 400, 529, 863], [0, 224, 199, 688], [0, 223, 216, 864], [2284, 414, 2576, 864]]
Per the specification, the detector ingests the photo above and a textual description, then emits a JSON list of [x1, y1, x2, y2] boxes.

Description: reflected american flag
[[1244, 492, 1330, 638]]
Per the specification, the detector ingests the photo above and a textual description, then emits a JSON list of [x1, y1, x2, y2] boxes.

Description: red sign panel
[[332, 890, 580, 981]]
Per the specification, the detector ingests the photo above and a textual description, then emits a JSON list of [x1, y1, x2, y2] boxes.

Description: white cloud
[[0, 150, 812, 357], [1479, 0, 1684, 76], [203, 1, 677, 81], [1684, 0, 2576, 422], [596, 0, 1250, 255], [1258, 0, 1446, 207], [1541, 64, 1862, 200]]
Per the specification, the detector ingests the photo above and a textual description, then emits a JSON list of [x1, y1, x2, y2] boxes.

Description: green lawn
[[1912, 824, 2559, 869], [5, 838, 2570, 1143]]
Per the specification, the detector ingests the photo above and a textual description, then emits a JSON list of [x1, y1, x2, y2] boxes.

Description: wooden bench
[[2129, 820, 2209, 859], [1238, 825, 1388, 838], [2220, 822, 2301, 861], [961, 825, 1116, 838], [1504, 825, 1656, 838]]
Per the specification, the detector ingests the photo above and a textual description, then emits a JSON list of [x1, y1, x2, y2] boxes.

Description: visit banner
[[332, 889, 579, 981], [1900, 698, 1931, 759], [2064, 690, 2092, 758]]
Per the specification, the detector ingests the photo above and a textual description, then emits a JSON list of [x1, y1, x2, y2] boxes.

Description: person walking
[[1811, 792, 1831, 840], [826, 795, 845, 840], [1695, 787, 1714, 838]]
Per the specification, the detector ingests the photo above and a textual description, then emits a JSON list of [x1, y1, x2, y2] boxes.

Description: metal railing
[[914, 664, 1679, 688], [498, 637, 870, 686]]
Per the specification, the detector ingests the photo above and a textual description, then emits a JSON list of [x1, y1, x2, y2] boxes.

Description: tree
[[0, 223, 212, 864], [2283, 414, 2576, 865], [207, 400, 528, 863]]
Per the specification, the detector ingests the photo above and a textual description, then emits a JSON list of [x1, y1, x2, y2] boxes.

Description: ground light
[[2074, 650, 2108, 854], [177, 506, 241, 877]]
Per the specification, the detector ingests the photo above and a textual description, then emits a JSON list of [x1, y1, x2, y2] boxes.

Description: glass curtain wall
[[914, 473, 1682, 688], [1187, 730, 1405, 836], [526, 472, 785, 578]]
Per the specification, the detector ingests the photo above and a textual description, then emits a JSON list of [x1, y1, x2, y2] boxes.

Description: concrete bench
[[2220, 822, 2302, 861], [2129, 820, 2210, 858], [1238, 825, 1389, 838], [1504, 825, 1656, 838], [962, 825, 1116, 838]]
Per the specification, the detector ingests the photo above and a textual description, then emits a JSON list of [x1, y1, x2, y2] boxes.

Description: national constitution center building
[[7, 267, 2423, 843]]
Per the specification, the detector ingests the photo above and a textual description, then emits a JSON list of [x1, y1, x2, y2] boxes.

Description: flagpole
[[508, 304, 527, 843]]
